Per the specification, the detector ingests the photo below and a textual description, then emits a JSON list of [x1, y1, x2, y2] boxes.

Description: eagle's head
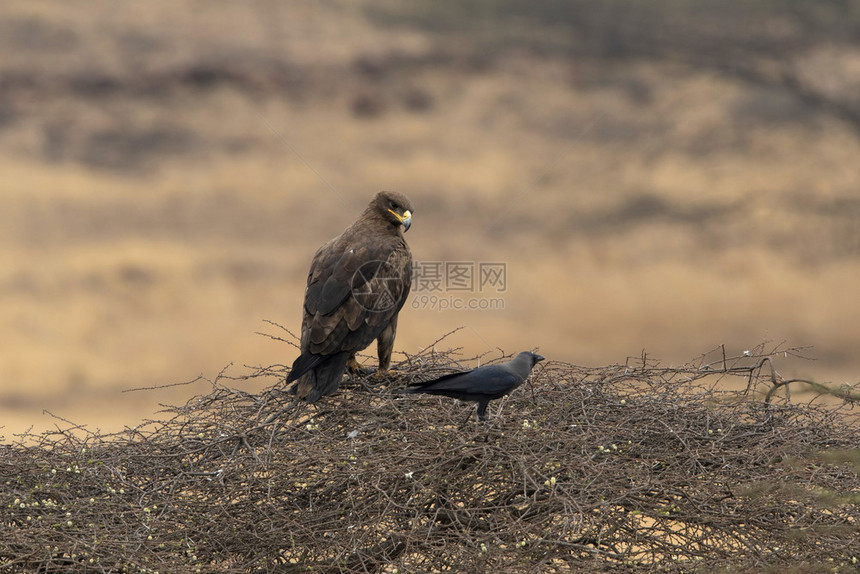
[[374, 191, 413, 232]]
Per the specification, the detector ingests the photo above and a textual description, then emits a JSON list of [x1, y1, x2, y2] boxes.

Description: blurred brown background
[[2, 0, 859, 436]]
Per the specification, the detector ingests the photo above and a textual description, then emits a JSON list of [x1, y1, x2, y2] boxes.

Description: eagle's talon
[[370, 369, 395, 382], [349, 365, 377, 377]]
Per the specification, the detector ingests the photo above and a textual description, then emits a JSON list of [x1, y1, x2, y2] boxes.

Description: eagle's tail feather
[[292, 352, 350, 403], [286, 353, 325, 383]]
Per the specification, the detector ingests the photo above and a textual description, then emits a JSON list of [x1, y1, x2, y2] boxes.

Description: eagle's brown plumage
[[287, 191, 413, 402]]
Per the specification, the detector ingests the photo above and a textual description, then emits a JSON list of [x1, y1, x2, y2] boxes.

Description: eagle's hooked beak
[[389, 208, 412, 232]]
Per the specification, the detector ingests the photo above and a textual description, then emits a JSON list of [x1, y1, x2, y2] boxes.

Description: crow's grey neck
[[508, 353, 534, 379]]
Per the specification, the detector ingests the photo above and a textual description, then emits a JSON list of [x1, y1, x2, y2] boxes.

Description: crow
[[396, 352, 545, 420]]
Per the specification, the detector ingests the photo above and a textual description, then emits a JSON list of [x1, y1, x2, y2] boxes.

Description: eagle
[[287, 191, 414, 402]]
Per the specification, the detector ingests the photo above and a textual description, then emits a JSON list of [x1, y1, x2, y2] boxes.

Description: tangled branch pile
[[2, 341, 859, 573]]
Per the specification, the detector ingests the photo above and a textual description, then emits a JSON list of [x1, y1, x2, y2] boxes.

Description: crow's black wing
[[408, 365, 519, 397]]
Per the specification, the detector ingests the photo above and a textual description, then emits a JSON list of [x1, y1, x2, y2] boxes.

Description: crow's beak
[[534, 354, 545, 363]]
